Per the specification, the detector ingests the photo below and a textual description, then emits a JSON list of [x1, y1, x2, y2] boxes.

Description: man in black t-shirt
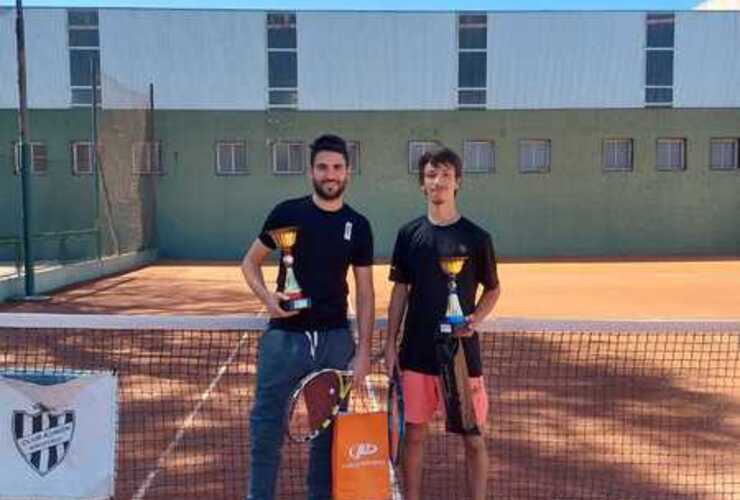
[[386, 147, 500, 500], [241, 135, 375, 500]]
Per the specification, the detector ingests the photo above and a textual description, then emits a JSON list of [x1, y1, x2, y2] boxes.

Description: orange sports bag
[[332, 411, 390, 500]]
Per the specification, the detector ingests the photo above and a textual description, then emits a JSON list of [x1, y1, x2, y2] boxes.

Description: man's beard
[[313, 178, 347, 201]]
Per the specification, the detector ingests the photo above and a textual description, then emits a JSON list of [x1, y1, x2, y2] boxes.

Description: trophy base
[[281, 297, 311, 311]]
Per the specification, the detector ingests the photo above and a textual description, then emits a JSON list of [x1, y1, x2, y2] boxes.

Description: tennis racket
[[435, 332, 480, 435], [387, 365, 405, 465], [285, 368, 353, 443]]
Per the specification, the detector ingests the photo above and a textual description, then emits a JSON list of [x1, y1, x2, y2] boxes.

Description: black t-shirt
[[259, 196, 374, 331], [389, 216, 499, 376]]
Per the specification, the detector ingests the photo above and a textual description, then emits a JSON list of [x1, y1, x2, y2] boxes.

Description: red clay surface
[[2, 260, 739, 499], [2, 259, 739, 319]]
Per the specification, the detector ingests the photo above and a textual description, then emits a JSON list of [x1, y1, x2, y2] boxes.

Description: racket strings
[[304, 374, 342, 429], [287, 371, 345, 441]]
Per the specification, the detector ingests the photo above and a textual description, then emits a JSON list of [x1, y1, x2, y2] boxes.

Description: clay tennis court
[[2, 258, 739, 319], [1, 259, 739, 499]]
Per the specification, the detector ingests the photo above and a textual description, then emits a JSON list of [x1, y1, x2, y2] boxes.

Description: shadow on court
[[480, 332, 740, 500]]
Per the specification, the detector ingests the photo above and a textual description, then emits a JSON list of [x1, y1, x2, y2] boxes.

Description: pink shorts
[[401, 369, 488, 426]]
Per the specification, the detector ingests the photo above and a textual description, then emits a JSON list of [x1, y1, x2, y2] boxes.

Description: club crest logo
[[12, 404, 75, 476]]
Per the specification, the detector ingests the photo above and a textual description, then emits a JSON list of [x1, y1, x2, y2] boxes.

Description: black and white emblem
[[12, 404, 75, 476]]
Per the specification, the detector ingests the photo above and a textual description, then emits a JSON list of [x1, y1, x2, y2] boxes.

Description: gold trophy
[[436, 255, 479, 435], [268, 226, 311, 311], [438, 256, 469, 336]]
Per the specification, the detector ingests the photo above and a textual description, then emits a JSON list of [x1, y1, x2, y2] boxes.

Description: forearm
[[355, 287, 375, 352], [241, 256, 273, 308], [387, 284, 408, 350], [470, 285, 501, 325]]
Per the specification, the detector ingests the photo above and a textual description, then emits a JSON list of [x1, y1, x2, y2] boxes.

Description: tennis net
[[1, 314, 738, 499]]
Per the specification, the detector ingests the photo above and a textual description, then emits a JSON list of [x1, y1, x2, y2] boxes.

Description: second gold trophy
[[269, 226, 311, 311]]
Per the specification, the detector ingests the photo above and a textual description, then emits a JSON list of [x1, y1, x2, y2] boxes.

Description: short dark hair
[[417, 147, 463, 185], [310, 134, 349, 167]]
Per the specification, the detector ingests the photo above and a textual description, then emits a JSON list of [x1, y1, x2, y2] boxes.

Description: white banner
[[0, 372, 117, 500]]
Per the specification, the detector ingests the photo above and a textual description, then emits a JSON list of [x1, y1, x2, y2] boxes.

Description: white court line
[[131, 304, 267, 500]]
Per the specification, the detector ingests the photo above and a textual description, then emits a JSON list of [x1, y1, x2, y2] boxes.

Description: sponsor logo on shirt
[[344, 222, 353, 241]]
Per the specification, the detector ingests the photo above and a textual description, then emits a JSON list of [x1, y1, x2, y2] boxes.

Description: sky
[[0, 0, 722, 11]]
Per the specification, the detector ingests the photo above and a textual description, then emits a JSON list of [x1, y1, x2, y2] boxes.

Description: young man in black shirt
[[241, 134, 375, 500], [385, 147, 500, 500]]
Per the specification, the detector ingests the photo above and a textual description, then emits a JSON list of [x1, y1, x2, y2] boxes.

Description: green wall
[[0, 110, 98, 261], [2, 108, 739, 261], [0, 109, 155, 262]]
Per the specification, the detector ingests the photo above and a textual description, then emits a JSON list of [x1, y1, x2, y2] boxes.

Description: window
[[710, 138, 739, 170], [646, 51, 673, 87], [267, 13, 297, 108], [463, 140, 494, 173], [132, 142, 163, 174], [457, 13, 487, 108], [656, 138, 686, 171], [13, 142, 47, 174], [646, 13, 674, 47], [645, 13, 674, 107], [603, 139, 633, 172], [72, 141, 94, 175], [519, 140, 551, 173], [68, 9, 101, 106], [408, 141, 441, 173], [347, 141, 360, 174], [272, 141, 306, 174], [216, 142, 247, 175]]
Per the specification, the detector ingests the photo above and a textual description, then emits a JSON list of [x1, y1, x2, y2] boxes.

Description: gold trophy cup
[[268, 226, 311, 311], [438, 256, 469, 336], [436, 254, 479, 435]]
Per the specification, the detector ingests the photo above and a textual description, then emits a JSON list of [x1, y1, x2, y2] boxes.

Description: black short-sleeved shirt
[[259, 196, 374, 331], [389, 216, 499, 376]]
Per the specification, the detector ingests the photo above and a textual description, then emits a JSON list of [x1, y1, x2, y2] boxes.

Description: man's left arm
[[352, 265, 375, 385], [467, 232, 501, 332], [467, 285, 500, 332]]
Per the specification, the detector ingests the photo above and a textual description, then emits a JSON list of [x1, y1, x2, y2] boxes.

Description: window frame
[[267, 12, 298, 109], [271, 140, 307, 175], [13, 141, 47, 175], [132, 141, 164, 175], [602, 138, 634, 172], [463, 140, 495, 173], [215, 141, 248, 176], [709, 138, 739, 171], [655, 137, 686, 171], [645, 13, 675, 107], [518, 139, 551, 174], [71, 141, 94, 175], [408, 140, 442, 174], [457, 12, 487, 109], [68, 9, 101, 108], [346, 140, 361, 174]]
